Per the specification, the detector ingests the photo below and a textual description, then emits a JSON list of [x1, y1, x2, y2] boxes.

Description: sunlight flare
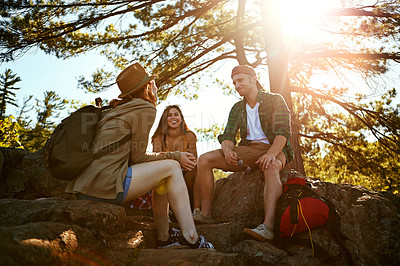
[[278, 0, 343, 39]]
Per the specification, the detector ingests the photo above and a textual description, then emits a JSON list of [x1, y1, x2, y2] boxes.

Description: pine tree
[[0, 69, 21, 119], [300, 88, 400, 193], [22, 91, 67, 152], [1, 0, 399, 177]]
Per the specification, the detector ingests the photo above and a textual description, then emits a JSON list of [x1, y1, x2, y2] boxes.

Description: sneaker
[[157, 227, 183, 248], [170, 227, 182, 238], [243, 224, 274, 242], [178, 234, 214, 249], [196, 235, 214, 249], [192, 209, 216, 224]]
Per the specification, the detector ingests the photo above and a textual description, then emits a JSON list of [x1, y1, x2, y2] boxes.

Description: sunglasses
[[237, 151, 251, 174]]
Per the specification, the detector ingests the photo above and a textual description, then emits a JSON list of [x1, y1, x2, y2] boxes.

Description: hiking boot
[[178, 234, 214, 249], [192, 209, 216, 224], [157, 227, 183, 248], [243, 224, 274, 242]]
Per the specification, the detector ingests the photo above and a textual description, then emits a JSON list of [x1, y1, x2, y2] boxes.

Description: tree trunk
[[260, 0, 305, 174]]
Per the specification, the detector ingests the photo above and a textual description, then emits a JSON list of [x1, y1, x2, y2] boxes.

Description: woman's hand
[[180, 152, 197, 171]]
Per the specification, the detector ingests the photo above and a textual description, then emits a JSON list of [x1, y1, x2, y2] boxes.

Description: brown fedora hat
[[116, 63, 157, 98]]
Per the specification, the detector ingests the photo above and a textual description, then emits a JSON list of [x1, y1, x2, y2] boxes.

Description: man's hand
[[256, 153, 276, 171], [221, 140, 238, 166], [224, 149, 238, 166], [180, 152, 197, 171]]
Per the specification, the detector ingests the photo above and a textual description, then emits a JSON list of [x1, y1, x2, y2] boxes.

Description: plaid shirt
[[218, 90, 294, 163]]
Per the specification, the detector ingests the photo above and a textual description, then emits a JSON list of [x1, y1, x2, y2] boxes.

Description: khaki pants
[[218, 142, 286, 172]]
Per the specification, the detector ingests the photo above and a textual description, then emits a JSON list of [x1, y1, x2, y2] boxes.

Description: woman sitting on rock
[[65, 63, 213, 249], [152, 105, 198, 209]]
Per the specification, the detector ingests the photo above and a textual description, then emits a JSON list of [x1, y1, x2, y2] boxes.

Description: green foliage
[[77, 68, 113, 94], [16, 95, 34, 128], [304, 141, 400, 194], [0, 0, 245, 99], [301, 88, 400, 194], [2, 0, 399, 97], [213, 168, 231, 180], [0, 116, 22, 148], [0, 68, 21, 119], [0, 68, 107, 153], [20, 91, 68, 152], [195, 124, 224, 141], [1, 0, 400, 192]]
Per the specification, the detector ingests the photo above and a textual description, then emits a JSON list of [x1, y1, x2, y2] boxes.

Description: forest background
[[0, 0, 399, 194]]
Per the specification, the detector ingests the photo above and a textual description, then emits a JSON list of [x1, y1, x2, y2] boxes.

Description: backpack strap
[[289, 192, 300, 224]]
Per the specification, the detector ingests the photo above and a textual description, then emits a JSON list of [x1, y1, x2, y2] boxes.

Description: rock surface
[[1, 147, 400, 265]]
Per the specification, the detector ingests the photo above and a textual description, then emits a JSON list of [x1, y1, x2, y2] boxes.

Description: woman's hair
[[151, 105, 192, 142], [110, 83, 157, 108]]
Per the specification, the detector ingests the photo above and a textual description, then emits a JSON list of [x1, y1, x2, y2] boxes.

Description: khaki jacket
[[65, 99, 181, 199]]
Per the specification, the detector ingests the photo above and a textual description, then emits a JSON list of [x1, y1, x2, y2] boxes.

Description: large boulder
[[210, 171, 400, 265], [0, 148, 71, 199], [0, 148, 399, 265], [0, 222, 99, 265], [0, 198, 126, 232]]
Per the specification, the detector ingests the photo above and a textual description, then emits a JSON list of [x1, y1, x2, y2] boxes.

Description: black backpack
[[42, 99, 131, 180]]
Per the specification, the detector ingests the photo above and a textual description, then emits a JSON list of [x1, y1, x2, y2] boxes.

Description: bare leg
[[184, 167, 196, 193], [184, 167, 196, 210], [194, 150, 234, 217], [124, 160, 197, 244], [262, 159, 284, 229], [151, 190, 169, 241], [192, 170, 201, 211]]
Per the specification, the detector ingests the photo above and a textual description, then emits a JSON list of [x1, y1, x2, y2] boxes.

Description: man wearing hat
[[192, 65, 294, 242]]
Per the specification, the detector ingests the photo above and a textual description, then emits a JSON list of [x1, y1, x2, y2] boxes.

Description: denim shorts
[[76, 167, 132, 205]]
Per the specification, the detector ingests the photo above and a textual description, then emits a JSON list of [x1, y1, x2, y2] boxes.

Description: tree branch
[[292, 51, 400, 61], [291, 85, 398, 153], [325, 8, 396, 18], [158, 51, 236, 98], [234, 0, 249, 65], [13, 0, 139, 8]]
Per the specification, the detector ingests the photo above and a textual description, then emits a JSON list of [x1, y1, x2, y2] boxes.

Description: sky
[[0, 50, 246, 155], [2, 44, 399, 156], [1, 0, 398, 155]]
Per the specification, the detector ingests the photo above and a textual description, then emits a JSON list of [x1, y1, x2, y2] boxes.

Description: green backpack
[[42, 101, 131, 180]]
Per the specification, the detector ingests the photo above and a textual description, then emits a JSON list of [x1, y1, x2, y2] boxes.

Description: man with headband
[[193, 65, 294, 242]]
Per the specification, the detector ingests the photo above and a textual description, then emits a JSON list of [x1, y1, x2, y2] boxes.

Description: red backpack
[[274, 177, 354, 265], [275, 177, 331, 237]]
